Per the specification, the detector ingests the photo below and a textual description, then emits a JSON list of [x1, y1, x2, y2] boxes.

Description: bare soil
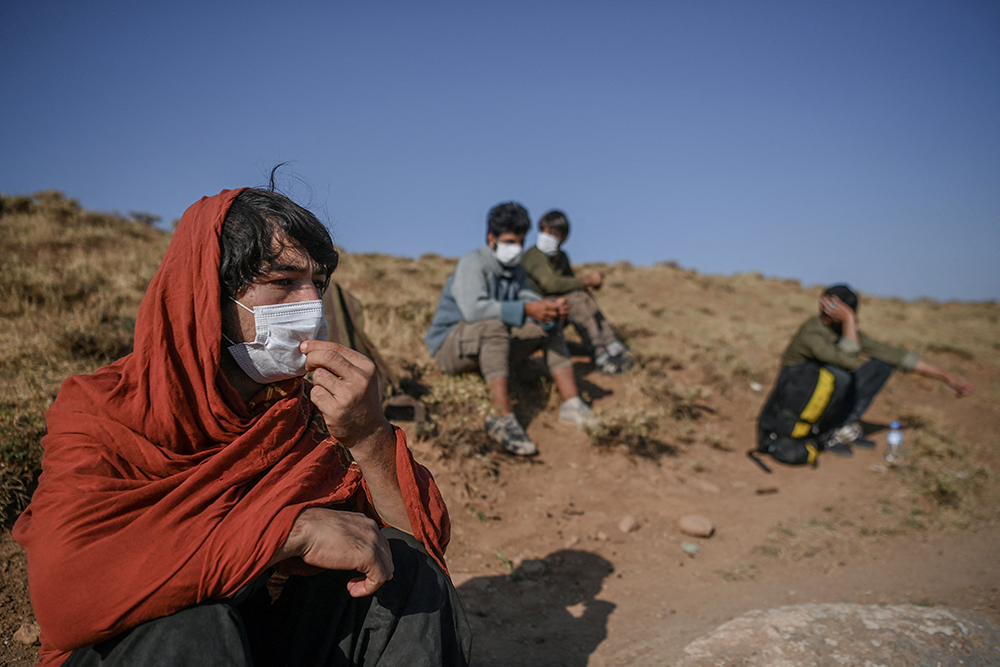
[[419, 360, 1000, 666]]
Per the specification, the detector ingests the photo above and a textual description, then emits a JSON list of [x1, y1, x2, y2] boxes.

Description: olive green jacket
[[780, 316, 919, 372], [521, 246, 584, 296]]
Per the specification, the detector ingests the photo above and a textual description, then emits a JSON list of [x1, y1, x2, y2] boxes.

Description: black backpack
[[750, 362, 849, 471]]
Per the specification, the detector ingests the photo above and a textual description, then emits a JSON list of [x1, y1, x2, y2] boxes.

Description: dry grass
[[0, 192, 170, 517]]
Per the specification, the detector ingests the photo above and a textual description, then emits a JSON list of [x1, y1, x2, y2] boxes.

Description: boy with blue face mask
[[521, 210, 634, 375], [425, 202, 595, 456]]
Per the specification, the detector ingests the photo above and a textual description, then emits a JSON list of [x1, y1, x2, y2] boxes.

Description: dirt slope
[[1, 200, 997, 665]]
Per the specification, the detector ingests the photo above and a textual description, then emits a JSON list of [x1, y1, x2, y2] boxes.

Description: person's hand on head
[[821, 295, 855, 323], [524, 299, 562, 323], [300, 340, 393, 450]]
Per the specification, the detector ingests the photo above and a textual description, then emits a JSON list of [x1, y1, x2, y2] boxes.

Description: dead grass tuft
[[588, 408, 677, 460]]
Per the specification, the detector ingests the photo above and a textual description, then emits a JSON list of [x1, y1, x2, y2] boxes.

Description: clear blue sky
[[3, 1, 998, 301]]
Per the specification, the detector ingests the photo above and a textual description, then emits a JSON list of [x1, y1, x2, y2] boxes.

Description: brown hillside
[[1, 194, 998, 666]]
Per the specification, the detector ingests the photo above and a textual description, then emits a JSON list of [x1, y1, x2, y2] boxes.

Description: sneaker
[[833, 422, 864, 444], [613, 351, 636, 373], [485, 414, 538, 456], [595, 352, 624, 375], [824, 438, 854, 457], [853, 436, 876, 450], [559, 397, 597, 429]]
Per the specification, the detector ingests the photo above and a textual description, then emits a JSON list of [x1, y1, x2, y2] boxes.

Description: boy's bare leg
[[487, 376, 511, 414], [551, 365, 578, 402]]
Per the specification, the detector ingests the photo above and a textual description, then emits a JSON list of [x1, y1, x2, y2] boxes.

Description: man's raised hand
[[300, 340, 393, 449]]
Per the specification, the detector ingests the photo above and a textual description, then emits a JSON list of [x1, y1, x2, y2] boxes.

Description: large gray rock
[[675, 603, 1000, 666]]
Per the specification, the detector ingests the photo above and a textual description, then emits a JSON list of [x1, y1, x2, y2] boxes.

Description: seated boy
[[424, 202, 595, 456], [757, 284, 973, 463], [521, 210, 633, 374]]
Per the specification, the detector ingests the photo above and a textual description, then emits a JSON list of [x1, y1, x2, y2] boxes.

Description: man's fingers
[[301, 339, 377, 373], [347, 532, 394, 598]]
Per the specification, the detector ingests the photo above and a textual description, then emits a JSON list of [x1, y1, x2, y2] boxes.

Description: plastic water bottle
[[885, 421, 904, 466]]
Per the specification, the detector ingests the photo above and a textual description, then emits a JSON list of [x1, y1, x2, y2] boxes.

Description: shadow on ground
[[456, 549, 615, 667]]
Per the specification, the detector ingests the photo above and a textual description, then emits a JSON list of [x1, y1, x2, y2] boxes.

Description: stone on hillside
[[679, 514, 714, 537], [675, 603, 1000, 666], [14, 622, 41, 646], [618, 515, 640, 533], [693, 479, 720, 494]]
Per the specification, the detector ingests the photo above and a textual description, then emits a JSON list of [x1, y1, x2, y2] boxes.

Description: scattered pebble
[[749, 381, 764, 392], [13, 623, 40, 646], [694, 479, 721, 494], [681, 542, 700, 555], [595, 531, 608, 541], [565, 535, 580, 548], [618, 515, 640, 533], [679, 514, 715, 537]]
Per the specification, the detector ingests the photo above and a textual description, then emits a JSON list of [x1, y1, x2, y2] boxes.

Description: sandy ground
[[417, 361, 1000, 666]]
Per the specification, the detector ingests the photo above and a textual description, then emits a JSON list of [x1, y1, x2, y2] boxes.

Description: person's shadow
[[455, 550, 615, 666]]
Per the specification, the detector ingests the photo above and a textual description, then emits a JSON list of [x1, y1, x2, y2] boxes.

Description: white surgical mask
[[225, 298, 328, 384], [536, 231, 561, 257], [493, 241, 523, 267]]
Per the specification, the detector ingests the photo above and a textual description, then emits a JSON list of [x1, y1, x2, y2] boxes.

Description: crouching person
[[424, 202, 595, 456], [756, 284, 973, 465], [14, 186, 471, 666], [521, 210, 633, 374]]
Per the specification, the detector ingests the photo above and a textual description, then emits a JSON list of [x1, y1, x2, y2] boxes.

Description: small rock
[[679, 514, 715, 537], [694, 479, 721, 494], [596, 531, 608, 541], [14, 623, 40, 646], [565, 535, 580, 548], [749, 381, 764, 392], [681, 542, 700, 555], [618, 515, 640, 533]]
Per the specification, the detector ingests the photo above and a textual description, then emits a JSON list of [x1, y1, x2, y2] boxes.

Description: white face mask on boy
[[493, 241, 523, 267], [225, 298, 328, 384], [536, 231, 561, 257]]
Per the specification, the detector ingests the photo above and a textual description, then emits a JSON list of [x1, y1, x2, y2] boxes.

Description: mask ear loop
[[231, 298, 255, 314], [224, 298, 255, 346]]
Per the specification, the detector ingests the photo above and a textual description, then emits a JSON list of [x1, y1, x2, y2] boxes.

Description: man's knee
[[65, 603, 250, 667]]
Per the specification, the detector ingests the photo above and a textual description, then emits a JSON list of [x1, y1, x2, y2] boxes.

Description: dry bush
[[587, 406, 676, 459]]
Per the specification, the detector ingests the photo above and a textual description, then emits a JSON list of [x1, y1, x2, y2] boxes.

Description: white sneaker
[[559, 397, 597, 429], [485, 414, 538, 456]]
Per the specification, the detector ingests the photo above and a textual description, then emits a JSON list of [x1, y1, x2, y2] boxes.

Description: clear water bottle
[[885, 421, 904, 466]]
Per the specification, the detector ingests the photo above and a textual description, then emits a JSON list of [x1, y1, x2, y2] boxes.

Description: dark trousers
[[824, 359, 894, 428], [64, 529, 471, 667]]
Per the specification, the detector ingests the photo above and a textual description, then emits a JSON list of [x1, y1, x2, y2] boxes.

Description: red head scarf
[[13, 190, 449, 665]]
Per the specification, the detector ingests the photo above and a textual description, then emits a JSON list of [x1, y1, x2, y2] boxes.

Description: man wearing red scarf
[[14, 187, 470, 666]]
